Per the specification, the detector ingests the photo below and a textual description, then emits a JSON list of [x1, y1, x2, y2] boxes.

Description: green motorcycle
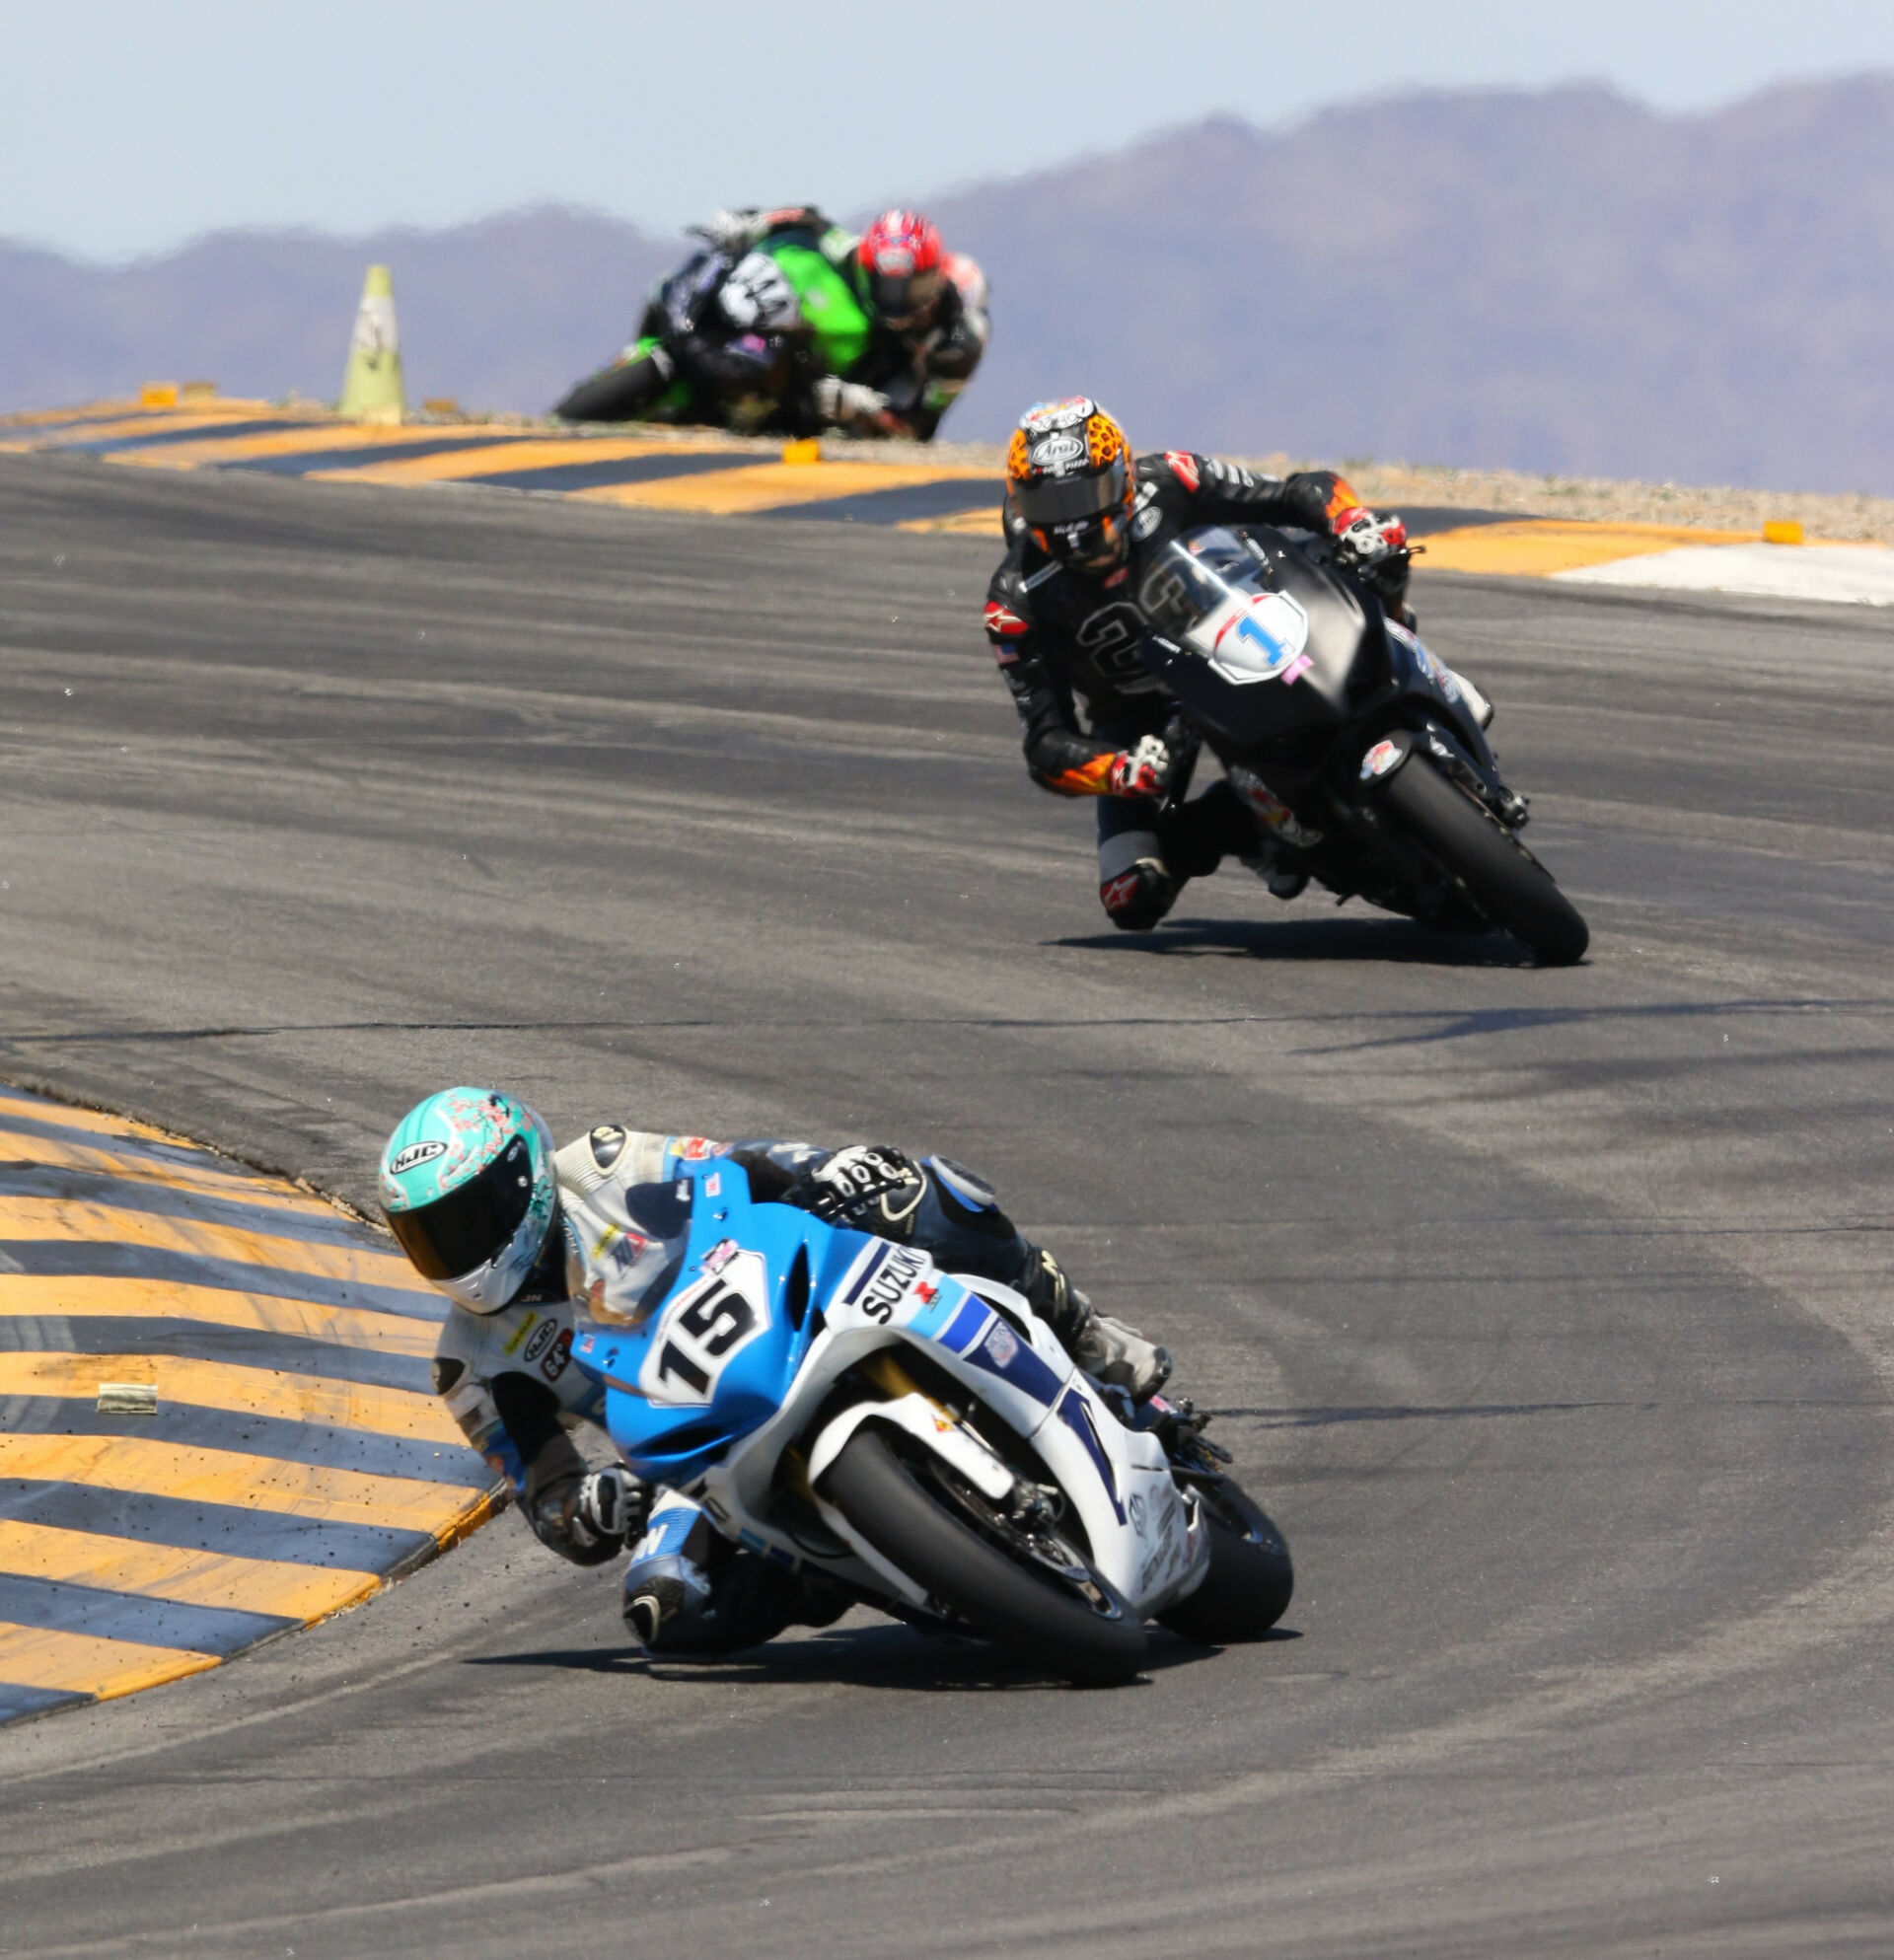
[[553, 216, 873, 433]]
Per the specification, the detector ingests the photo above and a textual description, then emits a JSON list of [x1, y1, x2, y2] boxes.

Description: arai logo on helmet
[[1029, 433, 1085, 472], [390, 1139, 448, 1176], [1360, 739, 1404, 780]]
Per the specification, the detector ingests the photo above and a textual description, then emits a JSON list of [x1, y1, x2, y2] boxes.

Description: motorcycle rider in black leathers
[[984, 398, 1422, 931], [381, 1093, 1170, 1657]]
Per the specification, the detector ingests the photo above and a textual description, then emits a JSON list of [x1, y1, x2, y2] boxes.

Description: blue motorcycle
[[571, 1156, 1292, 1684]]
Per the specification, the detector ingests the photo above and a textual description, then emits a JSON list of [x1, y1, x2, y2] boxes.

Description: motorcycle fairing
[[570, 1158, 1208, 1618], [1136, 527, 1373, 749]]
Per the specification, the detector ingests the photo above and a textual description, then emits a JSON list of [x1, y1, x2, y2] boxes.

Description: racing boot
[[1023, 1248, 1173, 1403], [1239, 842, 1310, 904], [1099, 857, 1178, 932]]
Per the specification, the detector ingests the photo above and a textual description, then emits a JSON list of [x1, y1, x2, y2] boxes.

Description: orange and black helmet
[[1005, 398, 1135, 569]]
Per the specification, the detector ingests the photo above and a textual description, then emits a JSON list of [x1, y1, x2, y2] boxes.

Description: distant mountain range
[[7, 77, 1894, 494]]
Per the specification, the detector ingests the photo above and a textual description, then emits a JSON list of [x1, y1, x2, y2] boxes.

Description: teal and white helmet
[[379, 1087, 557, 1313]]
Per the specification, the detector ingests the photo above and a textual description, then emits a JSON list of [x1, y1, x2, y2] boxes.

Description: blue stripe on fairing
[[932, 1297, 990, 1354], [0, 1572, 295, 1655], [962, 1320, 1062, 1408], [840, 1243, 891, 1308], [903, 1281, 963, 1344], [1056, 1387, 1127, 1522]]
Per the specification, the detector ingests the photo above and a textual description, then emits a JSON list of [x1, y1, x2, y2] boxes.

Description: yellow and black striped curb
[[0, 1085, 496, 1726], [0, 396, 1005, 532], [5, 396, 1858, 578]]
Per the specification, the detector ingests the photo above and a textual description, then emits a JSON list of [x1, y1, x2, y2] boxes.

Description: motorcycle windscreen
[[1135, 528, 1368, 749]]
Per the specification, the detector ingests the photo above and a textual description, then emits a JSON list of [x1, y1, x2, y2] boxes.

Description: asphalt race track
[[3, 452, 1893, 1958]]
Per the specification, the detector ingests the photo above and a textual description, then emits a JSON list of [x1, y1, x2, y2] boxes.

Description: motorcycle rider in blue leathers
[[379, 1088, 1169, 1655]]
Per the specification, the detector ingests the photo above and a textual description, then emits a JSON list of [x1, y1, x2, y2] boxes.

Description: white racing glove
[[1108, 735, 1175, 799], [811, 374, 894, 430], [1333, 508, 1409, 568]]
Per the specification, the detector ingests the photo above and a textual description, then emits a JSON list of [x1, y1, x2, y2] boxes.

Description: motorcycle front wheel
[[1381, 755, 1589, 966], [552, 350, 675, 422], [821, 1425, 1147, 1686], [1157, 1475, 1293, 1644]]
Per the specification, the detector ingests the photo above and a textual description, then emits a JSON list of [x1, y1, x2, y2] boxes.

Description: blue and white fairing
[[569, 1158, 1208, 1621]]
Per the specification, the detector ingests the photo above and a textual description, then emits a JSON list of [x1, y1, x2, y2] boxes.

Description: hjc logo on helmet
[[390, 1139, 447, 1176]]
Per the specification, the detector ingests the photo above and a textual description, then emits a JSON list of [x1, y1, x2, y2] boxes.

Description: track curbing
[[0, 1084, 498, 1726]]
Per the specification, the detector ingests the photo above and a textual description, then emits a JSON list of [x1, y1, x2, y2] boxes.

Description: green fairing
[[625, 337, 693, 419], [765, 242, 873, 375]]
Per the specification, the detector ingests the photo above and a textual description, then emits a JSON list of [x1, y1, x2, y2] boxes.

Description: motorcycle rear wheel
[[1158, 1476, 1293, 1644], [1381, 755, 1589, 965], [822, 1425, 1148, 1686]]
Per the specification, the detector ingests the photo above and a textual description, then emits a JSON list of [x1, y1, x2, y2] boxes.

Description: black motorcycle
[[1139, 525, 1588, 965]]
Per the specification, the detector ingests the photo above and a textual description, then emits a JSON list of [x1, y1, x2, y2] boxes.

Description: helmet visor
[[387, 1135, 535, 1282], [1011, 452, 1129, 528], [871, 268, 945, 328]]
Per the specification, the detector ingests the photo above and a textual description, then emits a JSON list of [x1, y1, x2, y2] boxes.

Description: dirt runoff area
[[1290, 458, 1894, 544], [835, 433, 1894, 544], [497, 415, 1894, 545]]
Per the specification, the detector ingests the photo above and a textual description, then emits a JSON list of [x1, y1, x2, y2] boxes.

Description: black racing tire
[[1381, 755, 1589, 966], [552, 353, 672, 423], [1158, 1477, 1294, 1644], [821, 1425, 1148, 1686]]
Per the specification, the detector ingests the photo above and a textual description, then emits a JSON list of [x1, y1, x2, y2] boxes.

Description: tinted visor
[[870, 267, 945, 328], [387, 1136, 535, 1281], [1011, 452, 1129, 527]]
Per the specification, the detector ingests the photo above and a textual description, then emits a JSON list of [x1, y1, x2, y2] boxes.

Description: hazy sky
[[7, 1, 1894, 260]]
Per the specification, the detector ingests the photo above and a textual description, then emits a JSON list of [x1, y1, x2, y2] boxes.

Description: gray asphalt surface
[[2, 452, 1893, 1958]]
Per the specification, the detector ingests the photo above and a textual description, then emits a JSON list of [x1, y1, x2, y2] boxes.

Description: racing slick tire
[[1382, 754, 1589, 966], [1158, 1476, 1293, 1644], [821, 1425, 1148, 1686], [553, 353, 672, 423]]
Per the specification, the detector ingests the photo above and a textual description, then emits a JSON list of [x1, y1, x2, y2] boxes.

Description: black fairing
[[1135, 525, 1496, 783], [1137, 530, 1376, 751]]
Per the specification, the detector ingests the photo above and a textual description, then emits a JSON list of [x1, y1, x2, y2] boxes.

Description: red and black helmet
[[858, 210, 947, 333]]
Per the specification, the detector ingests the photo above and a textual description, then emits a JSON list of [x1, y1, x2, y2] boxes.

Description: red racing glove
[[1333, 508, 1409, 567], [1107, 736, 1175, 799]]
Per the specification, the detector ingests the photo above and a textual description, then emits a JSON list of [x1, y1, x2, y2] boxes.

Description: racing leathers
[[983, 452, 1411, 930], [813, 253, 989, 441], [703, 208, 988, 441], [431, 1126, 1160, 1655]]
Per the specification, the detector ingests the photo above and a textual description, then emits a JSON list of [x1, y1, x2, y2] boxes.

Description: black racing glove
[[560, 1466, 648, 1558], [790, 1144, 927, 1237]]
